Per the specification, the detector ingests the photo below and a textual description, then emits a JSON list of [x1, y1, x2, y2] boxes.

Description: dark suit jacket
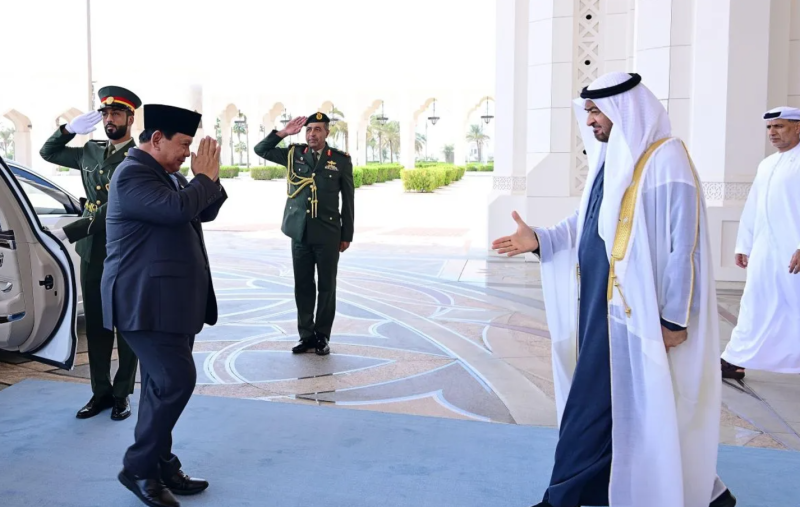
[[101, 148, 227, 335], [254, 131, 354, 244]]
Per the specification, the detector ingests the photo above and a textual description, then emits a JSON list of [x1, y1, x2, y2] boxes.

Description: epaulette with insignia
[[330, 147, 350, 158]]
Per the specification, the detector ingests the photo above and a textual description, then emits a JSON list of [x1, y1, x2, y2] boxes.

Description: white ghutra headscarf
[[573, 72, 672, 258]]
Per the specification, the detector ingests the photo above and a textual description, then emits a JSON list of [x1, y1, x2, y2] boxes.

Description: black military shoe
[[292, 339, 317, 354], [76, 395, 113, 419], [710, 489, 737, 507], [111, 396, 132, 421], [160, 456, 208, 496], [118, 468, 179, 507], [315, 335, 330, 356], [162, 469, 209, 496]]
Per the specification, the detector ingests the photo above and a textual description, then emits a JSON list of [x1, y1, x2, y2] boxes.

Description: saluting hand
[[65, 110, 103, 135], [191, 137, 221, 181], [491, 211, 539, 257], [789, 249, 800, 274], [279, 117, 307, 137]]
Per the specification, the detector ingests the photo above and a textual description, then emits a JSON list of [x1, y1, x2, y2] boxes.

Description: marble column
[[486, 0, 529, 251], [690, 0, 776, 281]]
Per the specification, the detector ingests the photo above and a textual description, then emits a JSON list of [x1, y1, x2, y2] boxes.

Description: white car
[[0, 157, 83, 369]]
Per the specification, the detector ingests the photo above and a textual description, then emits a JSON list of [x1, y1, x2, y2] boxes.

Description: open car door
[[0, 157, 78, 370]]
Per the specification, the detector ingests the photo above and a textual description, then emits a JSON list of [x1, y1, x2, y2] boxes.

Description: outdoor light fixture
[[280, 109, 291, 126], [427, 99, 440, 126], [481, 97, 494, 125], [376, 101, 388, 125], [329, 105, 339, 127]]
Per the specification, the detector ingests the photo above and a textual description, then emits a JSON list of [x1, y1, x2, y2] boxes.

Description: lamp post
[[375, 101, 388, 162], [86, 0, 94, 112], [234, 111, 249, 168], [481, 96, 494, 125], [426, 98, 440, 162]]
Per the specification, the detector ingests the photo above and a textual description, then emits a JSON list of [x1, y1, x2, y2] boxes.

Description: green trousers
[[291, 240, 340, 341], [80, 258, 138, 399]]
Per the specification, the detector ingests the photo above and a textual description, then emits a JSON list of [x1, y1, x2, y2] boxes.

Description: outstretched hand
[[491, 211, 539, 257]]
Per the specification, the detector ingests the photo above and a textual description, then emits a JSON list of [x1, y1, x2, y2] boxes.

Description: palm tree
[[442, 144, 455, 164], [234, 142, 247, 165], [383, 121, 400, 163], [328, 107, 349, 151], [466, 124, 490, 163], [0, 125, 15, 160], [232, 121, 247, 166], [415, 133, 427, 156]]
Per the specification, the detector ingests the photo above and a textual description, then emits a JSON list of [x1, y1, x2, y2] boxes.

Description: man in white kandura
[[721, 106, 800, 380], [492, 72, 735, 507]]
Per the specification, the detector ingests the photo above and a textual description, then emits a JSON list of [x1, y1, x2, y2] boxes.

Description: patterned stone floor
[[2, 231, 799, 454], [2, 175, 799, 453]]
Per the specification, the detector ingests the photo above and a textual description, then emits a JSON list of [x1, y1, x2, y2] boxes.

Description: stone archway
[[357, 99, 387, 164], [1, 109, 33, 166]]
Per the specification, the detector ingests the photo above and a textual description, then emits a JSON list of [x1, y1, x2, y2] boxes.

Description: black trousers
[[120, 330, 196, 479], [291, 240, 340, 341], [80, 258, 137, 399]]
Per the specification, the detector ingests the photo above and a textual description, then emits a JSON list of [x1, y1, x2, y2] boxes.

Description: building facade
[[489, 0, 800, 282]]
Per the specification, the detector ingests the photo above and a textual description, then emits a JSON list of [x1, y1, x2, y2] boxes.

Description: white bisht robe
[[723, 143, 800, 372], [535, 84, 721, 507]]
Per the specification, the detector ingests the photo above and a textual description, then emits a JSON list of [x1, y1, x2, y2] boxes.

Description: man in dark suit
[[102, 104, 226, 507], [254, 112, 355, 356]]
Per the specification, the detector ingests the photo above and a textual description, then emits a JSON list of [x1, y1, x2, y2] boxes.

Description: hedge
[[250, 166, 288, 180], [219, 166, 240, 179], [466, 163, 494, 172], [353, 163, 403, 188], [401, 165, 466, 193]]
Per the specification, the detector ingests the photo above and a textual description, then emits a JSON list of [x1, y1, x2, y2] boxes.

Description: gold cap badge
[[316, 112, 323, 120], [104, 97, 115, 105]]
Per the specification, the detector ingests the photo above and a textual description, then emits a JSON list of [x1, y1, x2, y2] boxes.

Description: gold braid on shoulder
[[286, 145, 318, 218]]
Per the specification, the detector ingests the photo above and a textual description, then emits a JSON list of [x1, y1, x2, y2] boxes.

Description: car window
[[16, 178, 70, 215], [9, 165, 79, 215]]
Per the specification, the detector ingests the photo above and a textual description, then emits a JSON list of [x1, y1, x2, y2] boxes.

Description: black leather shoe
[[162, 469, 209, 496], [315, 336, 330, 356], [710, 489, 737, 507], [111, 396, 132, 421], [529, 503, 553, 507], [76, 395, 113, 419], [118, 469, 180, 507], [292, 339, 317, 354]]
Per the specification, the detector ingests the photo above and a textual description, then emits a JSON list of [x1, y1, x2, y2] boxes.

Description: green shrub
[[219, 167, 239, 179], [353, 167, 363, 188], [57, 166, 71, 172], [466, 163, 494, 172], [401, 165, 467, 192], [401, 168, 438, 192], [180, 167, 190, 176], [250, 166, 287, 180], [361, 167, 378, 185]]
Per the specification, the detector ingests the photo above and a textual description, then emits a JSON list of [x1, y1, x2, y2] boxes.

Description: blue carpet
[[0, 379, 796, 507]]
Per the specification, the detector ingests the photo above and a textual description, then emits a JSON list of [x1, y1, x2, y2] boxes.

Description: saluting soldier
[[254, 113, 355, 356], [41, 86, 141, 421]]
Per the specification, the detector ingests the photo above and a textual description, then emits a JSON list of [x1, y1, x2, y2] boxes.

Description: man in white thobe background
[[722, 106, 800, 379]]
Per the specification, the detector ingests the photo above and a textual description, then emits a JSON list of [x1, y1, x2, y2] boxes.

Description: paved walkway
[[2, 174, 798, 453]]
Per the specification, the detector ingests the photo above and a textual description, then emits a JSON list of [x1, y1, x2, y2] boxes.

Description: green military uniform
[[254, 112, 355, 350], [39, 86, 140, 403]]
